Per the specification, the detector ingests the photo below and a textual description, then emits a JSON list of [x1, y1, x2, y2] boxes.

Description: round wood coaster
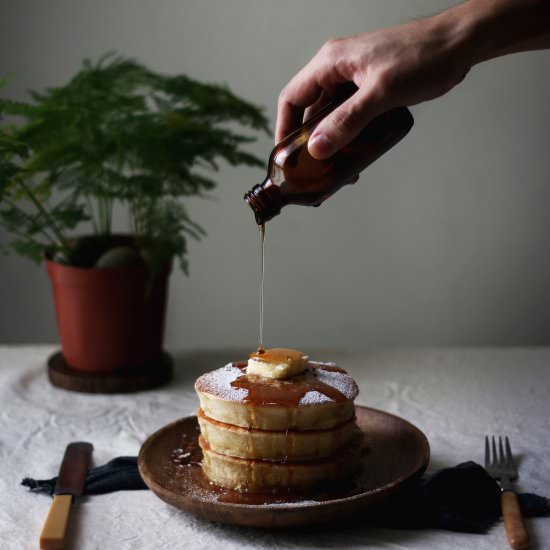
[[47, 351, 173, 394], [138, 406, 430, 528]]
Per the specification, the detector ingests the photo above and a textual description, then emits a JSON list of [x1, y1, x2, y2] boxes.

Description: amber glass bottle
[[244, 103, 414, 224]]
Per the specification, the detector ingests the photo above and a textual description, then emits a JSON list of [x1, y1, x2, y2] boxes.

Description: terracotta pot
[[46, 237, 171, 373]]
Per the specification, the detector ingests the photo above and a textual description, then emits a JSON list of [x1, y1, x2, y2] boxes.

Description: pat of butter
[[246, 348, 309, 380]]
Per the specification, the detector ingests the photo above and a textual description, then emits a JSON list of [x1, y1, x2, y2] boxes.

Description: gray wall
[[1, 0, 550, 349]]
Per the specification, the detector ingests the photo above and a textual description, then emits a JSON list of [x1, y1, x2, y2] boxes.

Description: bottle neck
[[244, 178, 283, 225]]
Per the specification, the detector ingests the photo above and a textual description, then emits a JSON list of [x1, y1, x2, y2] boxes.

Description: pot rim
[[45, 233, 173, 274]]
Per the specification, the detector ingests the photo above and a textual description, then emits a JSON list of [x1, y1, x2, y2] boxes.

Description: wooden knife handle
[[501, 490, 529, 550], [40, 494, 72, 550]]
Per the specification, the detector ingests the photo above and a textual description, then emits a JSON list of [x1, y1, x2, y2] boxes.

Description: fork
[[485, 435, 529, 550]]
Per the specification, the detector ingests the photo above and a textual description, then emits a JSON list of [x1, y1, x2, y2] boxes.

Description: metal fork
[[485, 435, 529, 550]]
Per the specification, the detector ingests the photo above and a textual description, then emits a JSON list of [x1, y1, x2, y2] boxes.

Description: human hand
[[276, 16, 472, 159]]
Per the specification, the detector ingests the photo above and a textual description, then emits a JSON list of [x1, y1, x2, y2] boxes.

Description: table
[[1, 345, 548, 549]]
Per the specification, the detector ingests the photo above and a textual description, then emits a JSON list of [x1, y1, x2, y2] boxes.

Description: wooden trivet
[[47, 351, 173, 393]]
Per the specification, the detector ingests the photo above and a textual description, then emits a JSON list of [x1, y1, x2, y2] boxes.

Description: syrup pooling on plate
[[229, 361, 358, 407], [165, 418, 371, 506]]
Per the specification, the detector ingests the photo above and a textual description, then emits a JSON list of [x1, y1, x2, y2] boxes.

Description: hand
[[276, 0, 550, 160], [276, 16, 472, 159]]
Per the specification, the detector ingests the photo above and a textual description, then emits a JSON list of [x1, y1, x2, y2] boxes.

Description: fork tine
[[505, 436, 514, 467], [498, 436, 505, 466], [491, 436, 498, 468], [484, 435, 489, 468]]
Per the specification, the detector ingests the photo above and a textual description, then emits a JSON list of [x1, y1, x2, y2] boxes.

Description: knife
[[39, 442, 93, 550]]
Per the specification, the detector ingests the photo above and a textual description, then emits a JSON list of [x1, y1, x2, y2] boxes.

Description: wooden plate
[[138, 406, 430, 528], [47, 350, 173, 393]]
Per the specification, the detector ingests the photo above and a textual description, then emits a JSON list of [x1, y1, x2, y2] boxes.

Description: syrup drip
[[257, 224, 265, 355], [231, 363, 348, 407]]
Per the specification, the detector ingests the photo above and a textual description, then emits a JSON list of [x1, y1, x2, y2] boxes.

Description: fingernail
[[308, 133, 333, 159]]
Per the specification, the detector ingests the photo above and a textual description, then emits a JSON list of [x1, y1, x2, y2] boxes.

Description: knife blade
[[39, 442, 93, 550]]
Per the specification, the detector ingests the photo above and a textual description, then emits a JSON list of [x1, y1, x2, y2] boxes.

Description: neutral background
[[1, 0, 550, 349]]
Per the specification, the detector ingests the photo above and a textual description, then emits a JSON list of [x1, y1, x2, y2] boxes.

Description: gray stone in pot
[[95, 246, 141, 268]]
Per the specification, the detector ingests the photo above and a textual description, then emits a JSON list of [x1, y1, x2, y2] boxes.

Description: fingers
[[308, 86, 385, 159], [303, 91, 332, 124], [302, 83, 358, 122], [275, 102, 309, 144], [276, 46, 347, 142], [276, 68, 323, 143]]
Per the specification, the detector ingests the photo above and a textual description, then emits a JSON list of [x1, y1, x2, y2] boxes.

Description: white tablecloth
[[0, 345, 549, 549]]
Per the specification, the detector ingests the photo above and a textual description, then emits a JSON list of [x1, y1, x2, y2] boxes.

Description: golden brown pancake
[[195, 351, 363, 492], [197, 408, 359, 461], [195, 361, 358, 431], [199, 433, 364, 492]]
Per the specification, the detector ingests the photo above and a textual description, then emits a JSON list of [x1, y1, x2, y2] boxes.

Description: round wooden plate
[[138, 406, 430, 528]]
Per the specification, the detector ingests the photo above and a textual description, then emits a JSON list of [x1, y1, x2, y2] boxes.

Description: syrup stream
[[258, 224, 265, 354]]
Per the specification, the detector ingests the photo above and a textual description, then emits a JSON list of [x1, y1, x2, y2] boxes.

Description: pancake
[[195, 361, 358, 431], [197, 408, 359, 461], [195, 350, 363, 493], [199, 433, 365, 492]]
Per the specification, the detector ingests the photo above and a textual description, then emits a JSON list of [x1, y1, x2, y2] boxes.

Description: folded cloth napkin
[[22, 456, 147, 495], [22, 459, 548, 533], [372, 461, 548, 533]]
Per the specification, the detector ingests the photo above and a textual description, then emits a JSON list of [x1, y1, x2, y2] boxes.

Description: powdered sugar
[[195, 363, 248, 402], [299, 390, 333, 405], [314, 365, 359, 401], [196, 361, 358, 404]]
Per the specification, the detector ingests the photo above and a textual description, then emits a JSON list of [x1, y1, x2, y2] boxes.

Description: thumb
[[308, 89, 379, 160]]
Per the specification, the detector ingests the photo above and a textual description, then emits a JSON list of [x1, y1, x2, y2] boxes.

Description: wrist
[[434, 0, 550, 66], [423, 5, 480, 75], [445, 0, 510, 66]]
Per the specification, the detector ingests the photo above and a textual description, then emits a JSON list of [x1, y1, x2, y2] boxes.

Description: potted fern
[[0, 55, 268, 384]]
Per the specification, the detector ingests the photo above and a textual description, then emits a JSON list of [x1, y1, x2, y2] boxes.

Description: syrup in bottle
[[244, 102, 414, 224]]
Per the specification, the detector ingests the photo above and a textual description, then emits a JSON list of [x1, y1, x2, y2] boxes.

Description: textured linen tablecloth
[[0, 345, 549, 550]]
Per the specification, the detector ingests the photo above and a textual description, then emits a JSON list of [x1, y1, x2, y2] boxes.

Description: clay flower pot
[[46, 236, 171, 373]]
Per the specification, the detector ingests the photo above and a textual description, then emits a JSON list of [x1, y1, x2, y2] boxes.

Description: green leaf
[[0, 54, 269, 270], [10, 238, 47, 264]]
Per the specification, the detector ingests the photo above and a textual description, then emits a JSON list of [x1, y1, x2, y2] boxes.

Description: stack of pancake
[[195, 348, 363, 492]]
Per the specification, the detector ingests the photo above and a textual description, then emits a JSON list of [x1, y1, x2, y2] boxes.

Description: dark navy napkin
[[22, 459, 548, 533], [22, 456, 147, 495], [372, 461, 548, 533]]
